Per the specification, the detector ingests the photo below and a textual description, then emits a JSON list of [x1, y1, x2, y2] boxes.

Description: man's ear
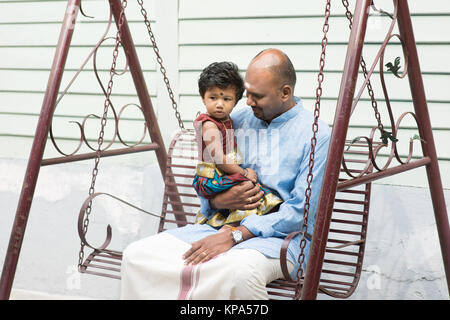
[[280, 85, 292, 102]]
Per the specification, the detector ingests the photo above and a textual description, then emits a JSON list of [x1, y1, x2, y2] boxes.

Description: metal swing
[[75, 0, 373, 300], [1, 0, 449, 300], [73, 0, 449, 300]]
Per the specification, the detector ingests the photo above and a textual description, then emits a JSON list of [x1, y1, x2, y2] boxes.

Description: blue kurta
[[166, 97, 331, 279]]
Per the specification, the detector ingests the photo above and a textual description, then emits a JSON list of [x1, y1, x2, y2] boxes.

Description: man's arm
[[182, 224, 255, 265], [184, 182, 263, 265], [198, 180, 264, 218], [184, 133, 328, 266], [240, 135, 330, 238], [212, 181, 264, 210]]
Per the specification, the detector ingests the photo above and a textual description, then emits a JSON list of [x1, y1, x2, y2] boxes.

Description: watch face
[[232, 230, 243, 243]]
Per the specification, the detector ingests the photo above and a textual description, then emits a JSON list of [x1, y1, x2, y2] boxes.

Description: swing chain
[[136, 0, 185, 130], [342, 0, 386, 135], [295, 0, 331, 299], [78, 0, 128, 271]]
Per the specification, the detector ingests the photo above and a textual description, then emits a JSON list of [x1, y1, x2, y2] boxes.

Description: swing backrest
[[159, 130, 201, 231]]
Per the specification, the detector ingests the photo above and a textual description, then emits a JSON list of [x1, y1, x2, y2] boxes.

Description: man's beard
[[251, 106, 264, 120]]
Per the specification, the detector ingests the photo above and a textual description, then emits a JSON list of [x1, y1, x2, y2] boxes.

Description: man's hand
[[210, 180, 263, 211], [182, 229, 234, 265], [245, 168, 258, 184], [182, 225, 255, 265]]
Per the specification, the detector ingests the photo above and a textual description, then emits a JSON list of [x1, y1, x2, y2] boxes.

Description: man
[[120, 48, 331, 299]]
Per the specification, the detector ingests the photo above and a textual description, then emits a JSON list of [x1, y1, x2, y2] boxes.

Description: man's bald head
[[249, 48, 296, 89], [244, 49, 297, 122]]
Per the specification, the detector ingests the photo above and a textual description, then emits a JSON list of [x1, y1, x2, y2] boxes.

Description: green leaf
[[385, 56, 401, 76], [346, 136, 362, 150], [410, 134, 427, 144], [380, 130, 398, 144], [389, 135, 399, 142]]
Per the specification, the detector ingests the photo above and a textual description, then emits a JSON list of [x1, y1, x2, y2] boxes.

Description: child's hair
[[198, 62, 245, 102]]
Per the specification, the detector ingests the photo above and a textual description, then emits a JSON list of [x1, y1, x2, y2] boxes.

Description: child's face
[[202, 86, 237, 120]]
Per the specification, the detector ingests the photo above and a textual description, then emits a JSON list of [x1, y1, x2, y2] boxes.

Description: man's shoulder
[[292, 104, 331, 150], [312, 117, 331, 147], [297, 106, 331, 135]]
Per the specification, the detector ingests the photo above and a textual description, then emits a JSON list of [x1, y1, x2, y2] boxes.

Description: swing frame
[[0, 0, 449, 300]]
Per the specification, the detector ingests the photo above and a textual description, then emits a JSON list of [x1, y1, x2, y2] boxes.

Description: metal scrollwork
[[49, 6, 147, 158], [341, 0, 425, 179]]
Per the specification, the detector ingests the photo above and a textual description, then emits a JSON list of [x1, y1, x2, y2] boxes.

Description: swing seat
[[79, 129, 376, 299]]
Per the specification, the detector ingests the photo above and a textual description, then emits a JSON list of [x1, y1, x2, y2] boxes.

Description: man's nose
[[246, 96, 255, 106]]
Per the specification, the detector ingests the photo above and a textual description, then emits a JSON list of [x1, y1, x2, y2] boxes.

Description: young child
[[192, 61, 282, 227]]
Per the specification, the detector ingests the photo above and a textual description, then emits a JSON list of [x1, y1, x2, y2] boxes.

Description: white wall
[[1, 0, 449, 186], [0, 0, 449, 299]]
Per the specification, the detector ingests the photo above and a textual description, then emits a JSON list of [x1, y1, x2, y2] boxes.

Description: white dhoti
[[120, 232, 293, 300]]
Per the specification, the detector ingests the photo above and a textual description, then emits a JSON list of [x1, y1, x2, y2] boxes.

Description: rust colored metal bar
[[41, 143, 160, 166], [0, 0, 81, 300], [337, 157, 431, 191], [396, 0, 450, 295], [301, 0, 372, 300], [108, 0, 186, 225], [82, 270, 121, 280], [164, 210, 197, 217], [164, 201, 200, 207]]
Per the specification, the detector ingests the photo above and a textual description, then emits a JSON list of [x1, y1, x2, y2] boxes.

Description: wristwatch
[[231, 227, 244, 244]]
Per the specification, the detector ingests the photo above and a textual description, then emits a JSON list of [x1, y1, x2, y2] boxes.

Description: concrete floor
[[10, 288, 92, 300]]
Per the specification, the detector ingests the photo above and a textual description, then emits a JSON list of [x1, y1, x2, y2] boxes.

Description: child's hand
[[245, 168, 258, 184]]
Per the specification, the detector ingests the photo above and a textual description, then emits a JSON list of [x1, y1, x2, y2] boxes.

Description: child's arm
[[202, 121, 250, 178]]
